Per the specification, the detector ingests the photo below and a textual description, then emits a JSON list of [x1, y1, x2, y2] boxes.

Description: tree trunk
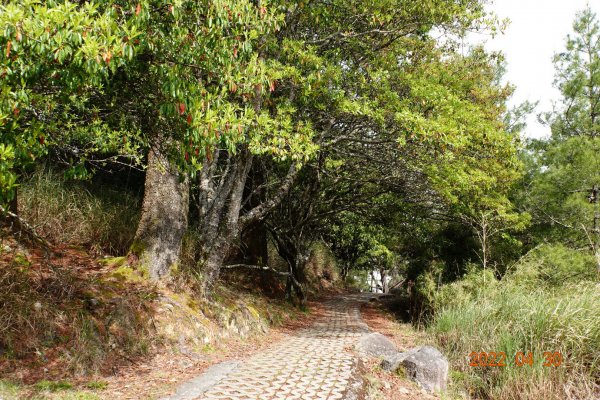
[[8, 188, 17, 215], [199, 152, 253, 295], [269, 229, 307, 307], [131, 144, 189, 280], [380, 268, 388, 293], [341, 263, 349, 280]]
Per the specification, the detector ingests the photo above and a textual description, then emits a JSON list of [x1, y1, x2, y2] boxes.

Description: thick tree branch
[[239, 162, 300, 229], [221, 263, 290, 277]]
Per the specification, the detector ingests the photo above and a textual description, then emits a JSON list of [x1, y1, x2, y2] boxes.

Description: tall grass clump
[[430, 246, 600, 399], [19, 168, 141, 255]]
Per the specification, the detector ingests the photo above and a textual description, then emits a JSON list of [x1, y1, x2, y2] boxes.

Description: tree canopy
[[1, 0, 531, 297]]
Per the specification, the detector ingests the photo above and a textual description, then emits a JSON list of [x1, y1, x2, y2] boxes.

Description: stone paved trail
[[198, 294, 371, 400]]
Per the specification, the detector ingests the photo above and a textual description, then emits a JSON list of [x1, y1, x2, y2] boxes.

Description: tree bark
[[380, 268, 388, 293], [132, 143, 189, 280], [8, 188, 17, 215], [269, 228, 307, 307], [199, 151, 253, 295], [194, 148, 302, 296]]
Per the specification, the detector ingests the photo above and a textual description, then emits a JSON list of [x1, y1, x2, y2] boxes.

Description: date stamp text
[[469, 351, 563, 367]]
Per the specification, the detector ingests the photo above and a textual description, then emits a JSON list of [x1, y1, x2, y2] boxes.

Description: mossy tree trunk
[[132, 143, 189, 280]]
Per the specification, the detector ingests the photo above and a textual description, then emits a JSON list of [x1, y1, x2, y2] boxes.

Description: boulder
[[357, 333, 397, 358], [380, 351, 410, 371], [399, 346, 448, 393], [359, 332, 449, 393]]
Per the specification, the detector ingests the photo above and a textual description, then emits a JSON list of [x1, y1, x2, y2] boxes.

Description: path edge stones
[[161, 360, 241, 400]]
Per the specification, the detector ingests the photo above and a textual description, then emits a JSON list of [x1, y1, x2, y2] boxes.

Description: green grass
[[0, 379, 21, 399], [34, 380, 73, 392], [85, 381, 108, 390], [429, 271, 600, 399], [0, 379, 102, 400]]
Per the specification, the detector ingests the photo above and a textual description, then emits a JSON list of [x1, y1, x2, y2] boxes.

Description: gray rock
[[381, 351, 410, 371], [357, 333, 397, 358], [400, 346, 448, 393]]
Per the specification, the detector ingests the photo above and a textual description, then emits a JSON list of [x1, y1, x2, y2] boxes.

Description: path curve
[[198, 294, 371, 400]]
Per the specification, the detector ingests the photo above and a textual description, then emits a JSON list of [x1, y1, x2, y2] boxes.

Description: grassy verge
[[429, 267, 600, 399], [0, 378, 106, 400]]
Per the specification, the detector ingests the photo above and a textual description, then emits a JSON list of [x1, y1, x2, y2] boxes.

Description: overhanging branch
[[221, 263, 290, 277]]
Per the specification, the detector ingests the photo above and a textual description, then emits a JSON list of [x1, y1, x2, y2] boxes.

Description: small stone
[[33, 302, 42, 311], [399, 387, 409, 394]]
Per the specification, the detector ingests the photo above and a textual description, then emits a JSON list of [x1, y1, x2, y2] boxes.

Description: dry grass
[[18, 168, 140, 255], [0, 239, 157, 382]]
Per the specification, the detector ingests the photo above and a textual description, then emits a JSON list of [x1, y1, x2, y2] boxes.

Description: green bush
[[19, 168, 140, 255], [434, 266, 498, 310], [507, 244, 597, 287]]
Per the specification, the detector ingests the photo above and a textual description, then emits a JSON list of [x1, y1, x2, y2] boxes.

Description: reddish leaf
[[5, 40, 11, 58], [135, 3, 141, 15], [187, 114, 192, 125], [178, 102, 186, 115]]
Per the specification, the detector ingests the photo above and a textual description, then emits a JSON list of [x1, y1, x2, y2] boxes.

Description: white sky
[[469, 0, 600, 138]]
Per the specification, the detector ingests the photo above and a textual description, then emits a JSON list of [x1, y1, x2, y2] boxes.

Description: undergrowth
[[18, 168, 140, 255], [0, 243, 156, 379], [428, 245, 600, 399]]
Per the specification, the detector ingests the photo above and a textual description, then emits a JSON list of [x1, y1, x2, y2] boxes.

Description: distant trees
[[524, 7, 600, 273]]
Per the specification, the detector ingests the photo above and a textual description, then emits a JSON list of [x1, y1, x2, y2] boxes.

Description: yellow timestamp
[[469, 351, 563, 367]]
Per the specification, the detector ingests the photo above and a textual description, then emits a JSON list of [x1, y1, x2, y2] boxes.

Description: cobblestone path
[[198, 294, 370, 400]]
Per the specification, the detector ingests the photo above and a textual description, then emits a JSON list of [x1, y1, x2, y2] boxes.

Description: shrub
[[507, 244, 597, 287]]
